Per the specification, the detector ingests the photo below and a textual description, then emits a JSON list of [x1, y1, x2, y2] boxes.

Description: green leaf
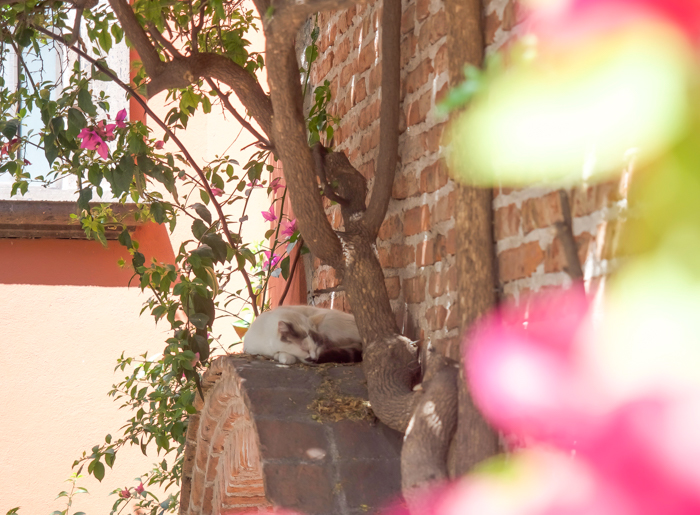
[[151, 201, 165, 224], [192, 203, 212, 225], [0, 119, 19, 139], [132, 251, 145, 270], [280, 255, 290, 280], [191, 219, 207, 240], [67, 108, 87, 140], [78, 89, 97, 117], [118, 229, 133, 248], [188, 313, 209, 330], [78, 187, 92, 211], [43, 133, 59, 165]]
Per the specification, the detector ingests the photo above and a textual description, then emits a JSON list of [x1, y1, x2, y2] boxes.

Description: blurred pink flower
[[210, 187, 223, 197], [155, 140, 164, 149], [263, 250, 280, 270], [115, 108, 127, 128], [280, 219, 297, 240], [191, 352, 200, 368], [77, 128, 109, 159], [262, 205, 277, 222], [95, 120, 116, 141], [269, 177, 284, 194], [119, 488, 131, 498], [135, 482, 144, 495], [466, 286, 601, 447]]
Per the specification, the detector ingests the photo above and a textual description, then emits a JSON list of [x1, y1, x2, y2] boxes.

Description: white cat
[[243, 306, 363, 364]]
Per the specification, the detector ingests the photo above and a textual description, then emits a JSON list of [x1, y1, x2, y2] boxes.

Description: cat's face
[[277, 320, 321, 362]]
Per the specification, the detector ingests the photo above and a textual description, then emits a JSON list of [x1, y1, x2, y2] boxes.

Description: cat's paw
[[274, 352, 298, 365]]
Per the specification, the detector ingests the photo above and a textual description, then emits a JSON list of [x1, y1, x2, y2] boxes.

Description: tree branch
[[555, 189, 584, 280], [108, 0, 164, 75], [146, 22, 182, 59], [361, 0, 401, 237], [278, 237, 304, 305], [205, 77, 272, 149], [265, 24, 343, 267]]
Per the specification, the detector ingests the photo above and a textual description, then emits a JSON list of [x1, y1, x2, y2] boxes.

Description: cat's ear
[[278, 321, 294, 341]]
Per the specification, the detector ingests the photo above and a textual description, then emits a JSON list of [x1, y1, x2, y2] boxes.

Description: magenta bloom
[[263, 250, 280, 270], [155, 140, 165, 150], [280, 219, 297, 240], [135, 482, 144, 495], [269, 177, 284, 194], [262, 205, 277, 222], [210, 187, 223, 197], [115, 108, 127, 128], [119, 488, 131, 498], [77, 128, 110, 159]]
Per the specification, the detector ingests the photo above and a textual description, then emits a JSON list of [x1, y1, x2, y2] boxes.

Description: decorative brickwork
[[180, 356, 403, 515]]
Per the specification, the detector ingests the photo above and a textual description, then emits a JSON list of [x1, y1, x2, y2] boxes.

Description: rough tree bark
[[105, 0, 484, 502], [446, 0, 501, 475]]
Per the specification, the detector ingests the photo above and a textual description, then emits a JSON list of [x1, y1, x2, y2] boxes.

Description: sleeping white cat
[[243, 306, 362, 364]]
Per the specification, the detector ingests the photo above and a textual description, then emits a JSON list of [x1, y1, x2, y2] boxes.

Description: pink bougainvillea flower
[[115, 108, 127, 128], [95, 120, 116, 141], [77, 128, 110, 159], [262, 250, 280, 270], [135, 482, 144, 495], [269, 177, 284, 194], [247, 179, 260, 188], [191, 352, 200, 368], [280, 219, 297, 240], [155, 140, 165, 150], [466, 287, 606, 446], [210, 187, 223, 197], [261, 205, 277, 222], [119, 488, 131, 498]]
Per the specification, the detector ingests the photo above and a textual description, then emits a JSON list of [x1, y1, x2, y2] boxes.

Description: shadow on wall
[[0, 222, 174, 287]]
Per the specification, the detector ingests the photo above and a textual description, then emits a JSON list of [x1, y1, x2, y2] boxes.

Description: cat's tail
[[312, 347, 363, 364]]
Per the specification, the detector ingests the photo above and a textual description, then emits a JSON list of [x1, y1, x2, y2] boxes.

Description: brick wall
[[304, 0, 627, 357]]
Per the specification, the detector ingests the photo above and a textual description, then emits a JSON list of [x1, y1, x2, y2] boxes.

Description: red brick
[[358, 42, 376, 74], [340, 61, 357, 88], [337, 10, 350, 34], [401, 32, 417, 68], [418, 9, 447, 48], [420, 122, 445, 153], [416, 0, 430, 20], [498, 242, 544, 282], [570, 181, 619, 217], [404, 275, 426, 303], [445, 227, 456, 255], [433, 336, 459, 360], [368, 64, 382, 94], [352, 76, 367, 105], [428, 266, 456, 297], [434, 43, 448, 75], [416, 239, 435, 267], [544, 232, 594, 274], [401, 4, 416, 34], [521, 191, 565, 234], [359, 125, 380, 155], [392, 172, 420, 199], [378, 214, 403, 240], [378, 244, 415, 268], [432, 189, 455, 224], [358, 159, 375, 180], [433, 233, 447, 262], [385, 276, 401, 299], [358, 98, 381, 130], [494, 204, 521, 239], [406, 89, 432, 127], [484, 9, 501, 45], [445, 306, 459, 330], [420, 159, 448, 193], [405, 60, 434, 96], [426, 305, 447, 330], [404, 205, 431, 235], [335, 37, 352, 64]]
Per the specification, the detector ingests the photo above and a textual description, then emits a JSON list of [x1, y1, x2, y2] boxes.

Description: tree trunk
[[446, 0, 501, 475]]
